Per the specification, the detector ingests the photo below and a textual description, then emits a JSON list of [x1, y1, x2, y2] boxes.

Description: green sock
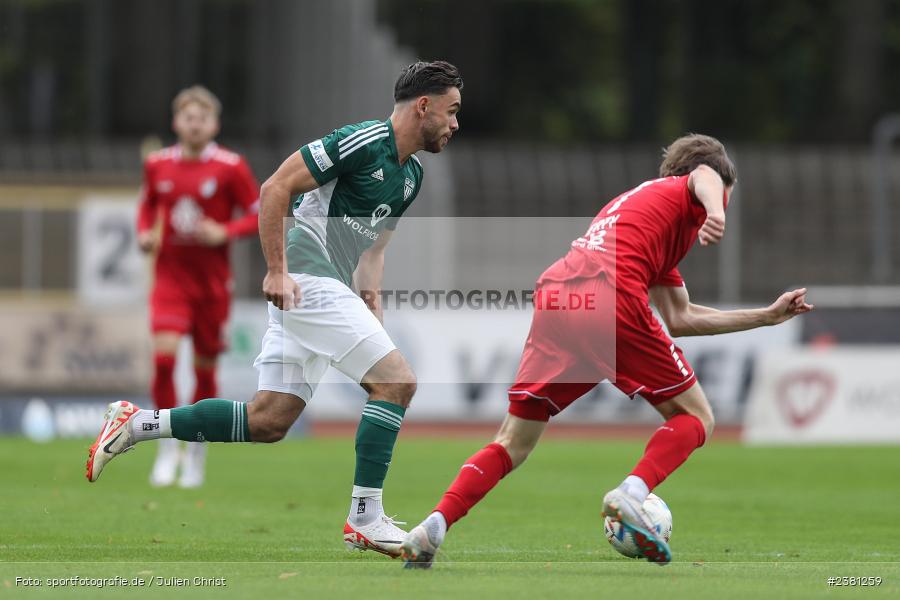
[[170, 398, 250, 442], [354, 400, 406, 488]]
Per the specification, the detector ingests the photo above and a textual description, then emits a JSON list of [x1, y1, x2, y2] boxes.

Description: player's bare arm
[[354, 229, 393, 323], [650, 284, 813, 337], [259, 151, 320, 310], [136, 173, 161, 253], [687, 165, 727, 246]]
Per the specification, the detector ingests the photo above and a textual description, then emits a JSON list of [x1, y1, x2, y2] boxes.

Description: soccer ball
[[603, 493, 673, 558]]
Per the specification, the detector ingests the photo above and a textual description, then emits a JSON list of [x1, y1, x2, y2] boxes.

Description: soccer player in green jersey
[[87, 61, 463, 557]]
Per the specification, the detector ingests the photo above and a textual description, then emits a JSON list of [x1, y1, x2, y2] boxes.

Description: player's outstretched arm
[[650, 285, 813, 337], [763, 287, 815, 325], [687, 165, 726, 246], [259, 152, 319, 310]]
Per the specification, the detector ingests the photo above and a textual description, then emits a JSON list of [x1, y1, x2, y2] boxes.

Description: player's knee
[[194, 354, 218, 370], [686, 408, 715, 439], [494, 434, 536, 470], [250, 417, 291, 443], [369, 372, 417, 407], [246, 394, 300, 443], [396, 378, 417, 406], [505, 445, 532, 470]]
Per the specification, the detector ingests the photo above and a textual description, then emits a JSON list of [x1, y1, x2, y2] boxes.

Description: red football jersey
[[137, 143, 260, 298], [540, 175, 723, 298]]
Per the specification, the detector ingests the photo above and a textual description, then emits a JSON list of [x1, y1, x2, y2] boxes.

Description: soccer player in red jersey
[[402, 134, 814, 567], [136, 86, 260, 488]]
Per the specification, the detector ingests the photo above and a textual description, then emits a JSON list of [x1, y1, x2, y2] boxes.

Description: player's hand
[[195, 218, 229, 246], [698, 212, 725, 246], [137, 230, 160, 253], [766, 288, 814, 325], [263, 271, 301, 310]]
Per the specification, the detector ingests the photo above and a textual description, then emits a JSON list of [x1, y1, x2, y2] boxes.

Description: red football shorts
[[149, 283, 230, 356], [508, 276, 696, 421]]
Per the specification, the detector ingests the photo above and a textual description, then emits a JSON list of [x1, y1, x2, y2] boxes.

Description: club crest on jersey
[[371, 203, 392, 227], [172, 196, 201, 233], [156, 180, 174, 193], [404, 178, 414, 201], [200, 177, 218, 199]]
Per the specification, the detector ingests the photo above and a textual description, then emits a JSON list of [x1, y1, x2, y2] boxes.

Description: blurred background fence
[[3, 144, 900, 304]]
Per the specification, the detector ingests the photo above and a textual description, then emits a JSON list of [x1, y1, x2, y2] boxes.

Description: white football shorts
[[254, 273, 396, 401]]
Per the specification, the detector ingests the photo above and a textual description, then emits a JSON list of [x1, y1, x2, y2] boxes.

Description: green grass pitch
[[1, 435, 898, 599]]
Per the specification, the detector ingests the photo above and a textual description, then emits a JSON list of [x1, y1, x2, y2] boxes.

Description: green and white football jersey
[[289, 119, 424, 286]]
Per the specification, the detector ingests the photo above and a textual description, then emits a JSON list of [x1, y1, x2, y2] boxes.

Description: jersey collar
[[174, 142, 218, 162], [385, 119, 403, 165]]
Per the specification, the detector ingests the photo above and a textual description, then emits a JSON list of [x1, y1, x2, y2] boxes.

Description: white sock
[[157, 437, 181, 455], [131, 409, 172, 442], [620, 475, 650, 504], [424, 512, 447, 546], [349, 486, 383, 526]]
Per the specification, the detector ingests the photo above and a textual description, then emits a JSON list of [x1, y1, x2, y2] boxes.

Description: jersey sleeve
[[136, 160, 158, 233], [299, 123, 381, 187], [652, 267, 685, 288], [225, 157, 261, 239]]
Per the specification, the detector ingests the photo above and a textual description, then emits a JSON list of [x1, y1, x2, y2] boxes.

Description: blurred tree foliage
[[2, 0, 899, 143], [0, 0, 253, 139], [379, 0, 900, 143]]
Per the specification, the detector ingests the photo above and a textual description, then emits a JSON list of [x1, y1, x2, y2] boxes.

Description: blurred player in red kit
[[136, 86, 260, 488], [401, 134, 814, 567]]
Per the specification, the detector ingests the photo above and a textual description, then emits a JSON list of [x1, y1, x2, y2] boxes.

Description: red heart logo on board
[[775, 370, 836, 428]]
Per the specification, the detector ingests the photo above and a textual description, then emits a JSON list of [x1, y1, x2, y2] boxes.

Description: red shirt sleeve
[[136, 160, 158, 233], [224, 157, 261, 239], [652, 267, 685, 287]]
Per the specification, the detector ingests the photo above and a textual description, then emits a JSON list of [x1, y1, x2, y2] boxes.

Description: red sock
[[434, 442, 513, 529], [193, 365, 217, 404], [630, 414, 707, 490], [152, 353, 177, 410]]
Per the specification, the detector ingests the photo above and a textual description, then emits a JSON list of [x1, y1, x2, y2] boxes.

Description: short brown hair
[[172, 85, 222, 116], [394, 60, 463, 102], [659, 134, 736, 186]]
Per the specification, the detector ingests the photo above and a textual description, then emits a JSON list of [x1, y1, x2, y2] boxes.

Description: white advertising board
[[744, 348, 900, 444], [0, 296, 797, 427], [77, 197, 147, 306], [282, 306, 795, 424], [0, 304, 150, 393]]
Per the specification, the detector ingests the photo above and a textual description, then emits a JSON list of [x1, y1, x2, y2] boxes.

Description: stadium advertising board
[[744, 348, 900, 444], [0, 396, 121, 440], [0, 300, 796, 427], [0, 305, 150, 393], [303, 306, 798, 425], [77, 197, 147, 307]]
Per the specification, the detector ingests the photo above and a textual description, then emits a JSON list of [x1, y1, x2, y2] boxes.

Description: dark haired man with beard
[[88, 61, 463, 559]]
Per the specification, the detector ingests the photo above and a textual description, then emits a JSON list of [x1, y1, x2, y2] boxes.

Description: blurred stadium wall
[[1, 0, 899, 443]]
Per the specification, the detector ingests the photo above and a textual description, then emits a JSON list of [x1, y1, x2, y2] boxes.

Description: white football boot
[[86, 401, 139, 482], [149, 438, 181, 487], [400, 515, 444, 569], [178, 442, 207, 488], [343, 514, 407, 558], [602, 487, 672, 564]]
